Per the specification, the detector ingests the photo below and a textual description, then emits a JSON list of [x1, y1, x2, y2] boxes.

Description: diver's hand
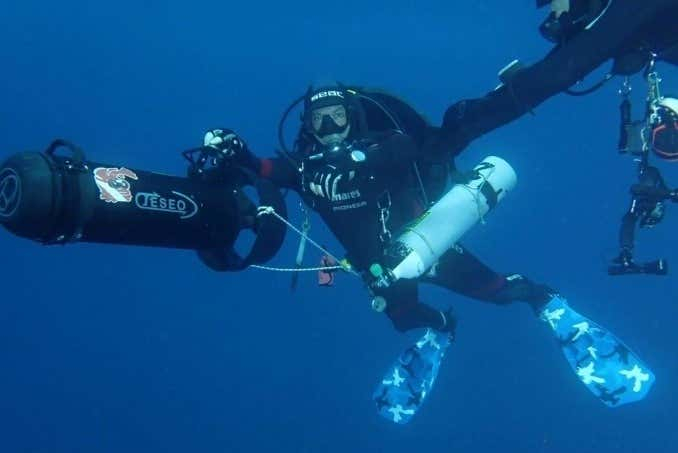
[[203, 128, 258, 171]]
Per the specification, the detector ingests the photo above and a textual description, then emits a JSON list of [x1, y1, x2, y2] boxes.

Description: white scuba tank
[[387, 155, 517, 281]]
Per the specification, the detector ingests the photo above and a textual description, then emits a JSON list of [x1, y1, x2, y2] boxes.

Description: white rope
[[250, 264, 344, 272], [255, 206, 358, 275]]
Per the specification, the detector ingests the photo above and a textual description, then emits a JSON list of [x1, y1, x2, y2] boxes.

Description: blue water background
[[1, 1, 677, 452]]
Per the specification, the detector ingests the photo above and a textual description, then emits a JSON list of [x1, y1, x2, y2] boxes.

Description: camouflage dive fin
[[540, 296, 655, 407], [373, 329, 451, 424]]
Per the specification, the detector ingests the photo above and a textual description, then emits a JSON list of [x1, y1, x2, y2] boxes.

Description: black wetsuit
[[436, 0, 678, 156], [253, 129, 551, 332]]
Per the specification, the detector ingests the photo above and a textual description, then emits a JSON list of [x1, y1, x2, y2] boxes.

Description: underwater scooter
[[0, 139, 287, 271]]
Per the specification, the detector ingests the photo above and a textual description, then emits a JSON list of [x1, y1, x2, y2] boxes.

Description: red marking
[[318, 255, 338, 286], [259, 158, 274, 178], [93, 167, 139, 203]]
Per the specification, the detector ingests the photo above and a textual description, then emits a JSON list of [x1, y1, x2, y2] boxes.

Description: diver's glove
[[203, 128, 260, 172]]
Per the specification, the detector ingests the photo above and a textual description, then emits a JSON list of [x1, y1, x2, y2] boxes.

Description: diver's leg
[[426, 246, 655, 406], [377, 280, 449, 332], [424, 244, 554, 312], [373, 279, 454, 424]]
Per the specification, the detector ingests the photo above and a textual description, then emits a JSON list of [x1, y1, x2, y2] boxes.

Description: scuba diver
[[437, 0, 678, 154], [204, 84, 554, 334], [203, 84, 655, 422], [0, 82, 657, 424]]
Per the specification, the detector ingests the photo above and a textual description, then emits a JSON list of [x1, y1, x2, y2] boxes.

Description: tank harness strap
[[451, 165, 498, 210], [480, 181, 499, 209]]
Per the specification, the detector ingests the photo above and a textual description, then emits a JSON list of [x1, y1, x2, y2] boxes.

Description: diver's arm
[[202, 129, 301, 190], [438, 0, 670, 155]]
